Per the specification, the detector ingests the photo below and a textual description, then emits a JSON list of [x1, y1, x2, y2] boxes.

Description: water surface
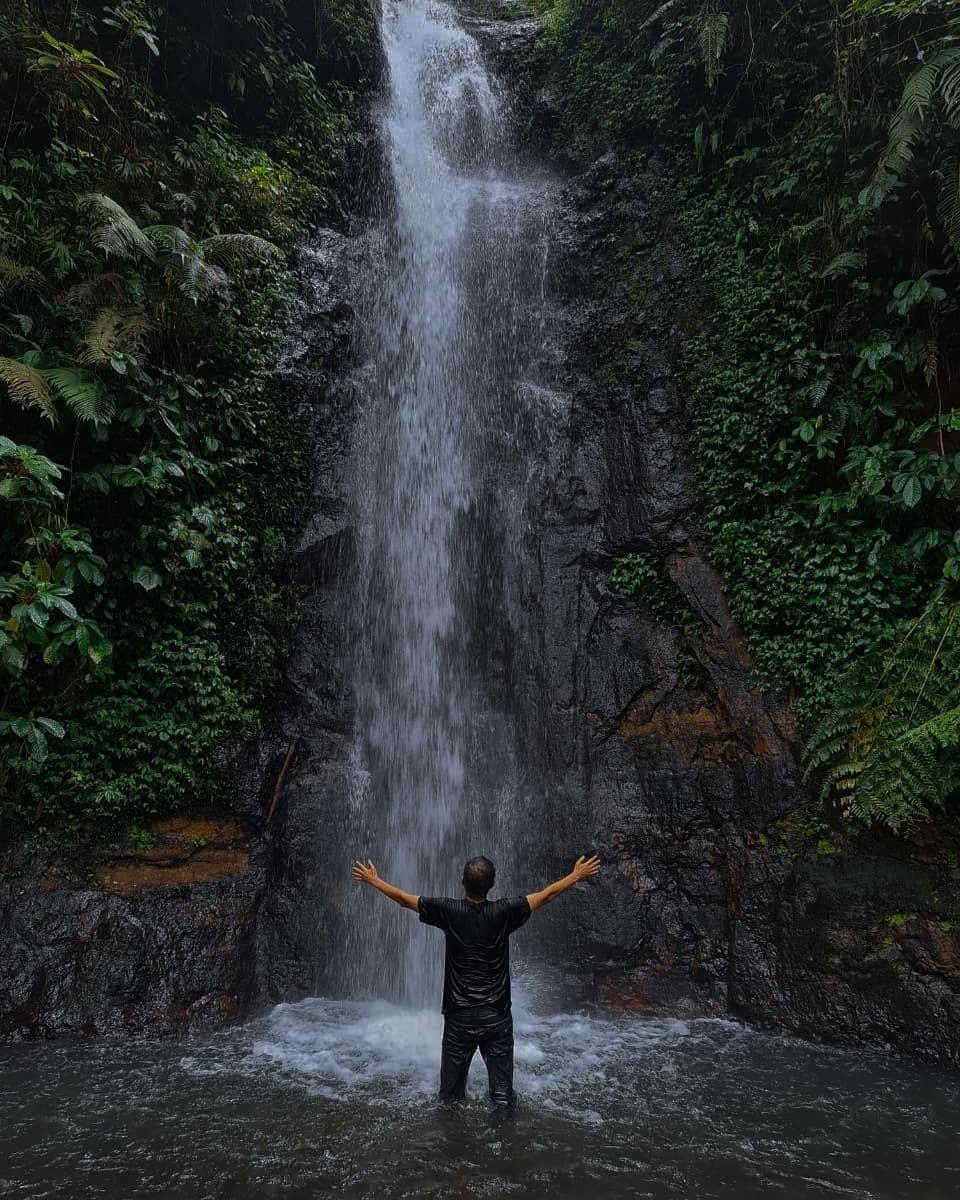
[[2, 998, 957, 1199]]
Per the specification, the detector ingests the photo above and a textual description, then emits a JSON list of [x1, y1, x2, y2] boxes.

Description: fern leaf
[[936, 49, 960, 123], [62, 271, 126, 311], [639, 0, 684, 32], [145, 224, 194, 259], [80, 305, 151, 365], [698, 7, 729, 91], [937, 157, 960, 256], [0, 254, 42, 296], [822, 250, 866, 279], [0, 356, 56, 423], [804, 593, 960, 832], [44, 367, 115, 427], [201, 233, 277, 267], [80, 193, 155, 261]]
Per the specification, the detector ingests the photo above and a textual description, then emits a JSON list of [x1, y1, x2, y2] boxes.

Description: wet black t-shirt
[[418, 896, 531, 1014]]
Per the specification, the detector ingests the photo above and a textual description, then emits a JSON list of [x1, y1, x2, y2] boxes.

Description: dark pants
[[439, 1006, 515, 1106]]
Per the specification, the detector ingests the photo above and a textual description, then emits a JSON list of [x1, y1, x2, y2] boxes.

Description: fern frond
[[62, 271, 125, 311], [0, 254, 42, 296], [0, 356, 56, 422], [879, 50, 960, 181], [639, 0, 684, 33], [938, 51, 960, 124], [822, 250, 865, 278], [144, 224, 193, 258], [804, 593, 960, 832], [80, 193, 155, 261], [937, 156, 960, 257], [921, 335, 940, 387], [201, 233, 277, 267], [698, 7, 729, 91], [80, 305, 151, 365], [44, 367, 115, 426]]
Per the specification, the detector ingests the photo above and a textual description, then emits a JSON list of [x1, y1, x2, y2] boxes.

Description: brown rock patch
[[95, 818, 250, 898]]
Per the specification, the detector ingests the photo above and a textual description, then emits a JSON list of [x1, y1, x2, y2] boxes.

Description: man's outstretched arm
[[352, 859, 419, 911], [526, 854, 600, 912]]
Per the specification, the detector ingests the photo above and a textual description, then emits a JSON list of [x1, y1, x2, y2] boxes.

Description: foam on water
[[3, 1000, 959, 1198], [225, 997, 733, 1115]]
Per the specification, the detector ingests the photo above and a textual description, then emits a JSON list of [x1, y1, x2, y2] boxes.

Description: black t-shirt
[[418, 895, 531, 1014]]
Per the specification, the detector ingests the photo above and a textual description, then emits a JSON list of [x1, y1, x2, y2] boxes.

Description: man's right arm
[[526, 854, 600, 912], [352, 859, 419, 911]]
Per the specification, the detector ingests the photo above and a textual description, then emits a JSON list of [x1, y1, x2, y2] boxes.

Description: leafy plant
[[805, 593, 960, 831], [0, 0, 378, 840]]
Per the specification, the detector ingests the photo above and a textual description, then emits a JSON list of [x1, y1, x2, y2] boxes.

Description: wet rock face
[[513, 149, 799, 1018], [0, 821, 262, 1038], [527, 141, 960, 1069], [0, 224, 366, 1040]]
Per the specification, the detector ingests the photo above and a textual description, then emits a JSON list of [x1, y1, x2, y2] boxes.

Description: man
[[351, 852, 601, 1106]]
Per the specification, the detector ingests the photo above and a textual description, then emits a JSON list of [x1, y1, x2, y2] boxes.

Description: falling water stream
[[343, 0, 548, 1007], [3, 3, 960, 1197]]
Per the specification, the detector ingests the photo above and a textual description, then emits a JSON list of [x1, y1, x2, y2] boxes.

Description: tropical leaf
[[201, 233, 277, 267], [639, 0, 685, 32], [879, 49, 960, 181], [80, 305, 151, 365], [62, 271, 126, 311], [936, 155, 960, 257], [0, 254, 42, 296], [0, 356, 56, 422], [822, 250, 866, 278], [44, 367, 115, 426], [804, 594, 960, 832], [80, 193, 155, 260], [698, 7, 729, 91]]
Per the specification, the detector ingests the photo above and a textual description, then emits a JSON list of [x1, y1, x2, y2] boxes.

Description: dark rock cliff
[[0, 222, 367, 1038], [514, 78, 960, 1068], [2, 3, 958, 1070]]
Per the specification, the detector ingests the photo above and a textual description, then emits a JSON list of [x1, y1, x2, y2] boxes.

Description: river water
[[1, 995, 958, 1199]]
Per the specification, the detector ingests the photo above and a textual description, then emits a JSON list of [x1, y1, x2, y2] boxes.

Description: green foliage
[[128, 824, 156, 850], [805, 594, 960, 832], [537, 0, 960, 831], [0, 0, 377, 839], [608, 550, 685, 622]]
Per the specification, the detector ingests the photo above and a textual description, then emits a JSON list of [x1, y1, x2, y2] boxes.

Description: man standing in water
[[351, 853, 601, 1106]]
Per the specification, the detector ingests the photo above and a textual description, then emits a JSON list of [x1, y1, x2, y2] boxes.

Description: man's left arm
[[352, 859, 419, 911], [526, 854, 600, 912]]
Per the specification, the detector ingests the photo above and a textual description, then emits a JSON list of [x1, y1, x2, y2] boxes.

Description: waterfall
[[341, 0, 554, 1008]]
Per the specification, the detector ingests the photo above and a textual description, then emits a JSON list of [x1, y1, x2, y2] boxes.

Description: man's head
[[462, 855, 495, 901]]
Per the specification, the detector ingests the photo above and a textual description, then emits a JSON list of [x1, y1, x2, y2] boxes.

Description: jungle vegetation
[[3, 0, 958, 846], [536, 0, 960, 833], [0, 0, 378, 840]]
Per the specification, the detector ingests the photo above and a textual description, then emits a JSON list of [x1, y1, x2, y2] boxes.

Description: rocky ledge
[[0, 818, 262, 1038]]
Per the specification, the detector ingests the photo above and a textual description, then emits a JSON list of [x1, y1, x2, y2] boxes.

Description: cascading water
[[6, 9, 960, 1198], [342, 0, 552, 1008]]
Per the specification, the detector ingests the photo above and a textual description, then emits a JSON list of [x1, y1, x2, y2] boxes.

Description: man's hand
[[526, 853, 601, 912], [351, 858, 418, 911], [352, 859, 380, 885], [571, 854, 600, 882]]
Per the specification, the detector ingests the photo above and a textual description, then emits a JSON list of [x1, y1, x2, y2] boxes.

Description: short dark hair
[[462, 855, 495, 900]]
